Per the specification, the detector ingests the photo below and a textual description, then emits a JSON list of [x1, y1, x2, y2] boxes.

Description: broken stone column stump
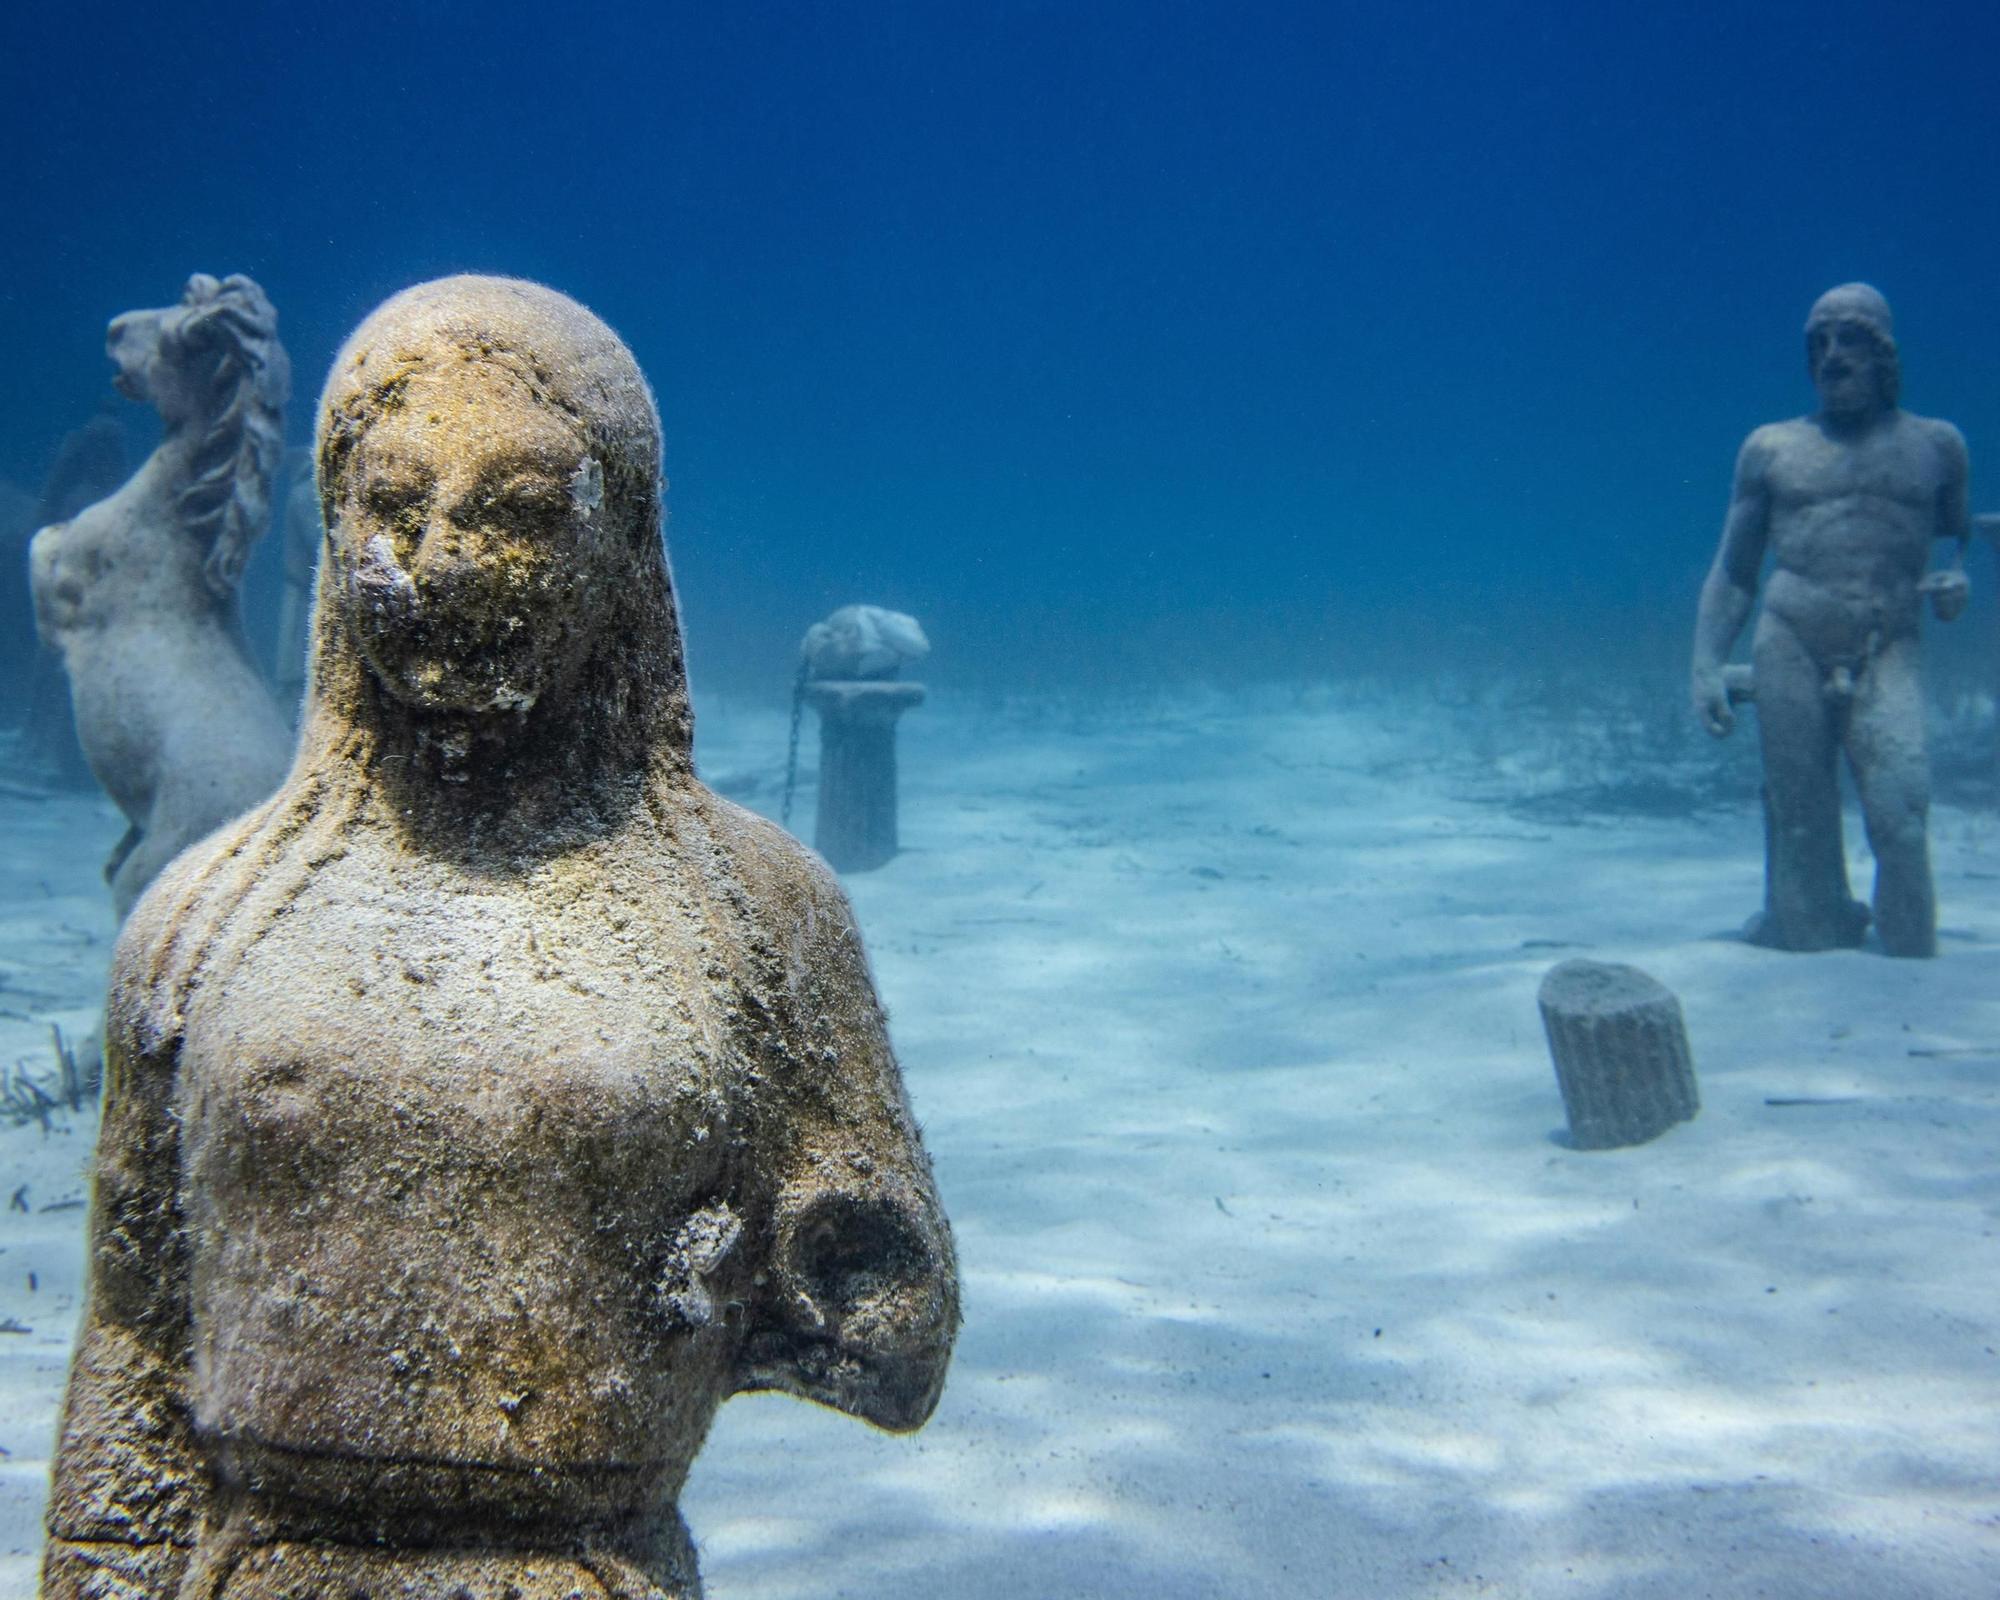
[[1537, 958, 1699, 1149], [804, 680, 925, 872]]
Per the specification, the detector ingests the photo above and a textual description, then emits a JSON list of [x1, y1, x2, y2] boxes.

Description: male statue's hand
[[1919, 569, 1969, 623], [1691, 667, 1733, 738]]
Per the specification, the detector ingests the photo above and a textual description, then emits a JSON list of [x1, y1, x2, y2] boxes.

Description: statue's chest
[[178, 859, 744, 1196], [1769, 427, 1938, 515]]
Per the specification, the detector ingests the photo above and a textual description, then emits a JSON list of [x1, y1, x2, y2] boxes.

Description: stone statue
[[43, 276, 959, 1600], [16, 405, 129, 782], [1691, 283, 1970, 957], [28, 274, 294, 918], [800, 603, 930, 681]]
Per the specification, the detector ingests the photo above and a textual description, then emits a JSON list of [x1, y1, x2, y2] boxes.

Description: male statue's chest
[[1767, 423, 1940, 517]]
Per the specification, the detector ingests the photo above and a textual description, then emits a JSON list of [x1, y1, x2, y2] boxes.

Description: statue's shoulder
[[105, 849, 217, 1069], [1733, 419, 1805, 483], [106, 794, 293, 1064], [1749, 417, 1812, 453], [1899, 410, 1968, 460], [689, 785, 849, 931], [679, 786, 883, 1054]]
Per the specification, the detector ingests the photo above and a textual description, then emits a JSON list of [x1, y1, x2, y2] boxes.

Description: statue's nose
[[352, 532, 417, 610], [409, 512, 478, 575]]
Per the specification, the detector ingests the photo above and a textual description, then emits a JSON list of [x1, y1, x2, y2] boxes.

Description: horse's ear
[[171, 281, 255, 359], [161, 300, 243, 405], [173, 277, 228, 337]]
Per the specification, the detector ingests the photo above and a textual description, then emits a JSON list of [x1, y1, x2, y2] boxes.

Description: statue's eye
[[456, 479, 568, 529], [361, 480, 428, 522]]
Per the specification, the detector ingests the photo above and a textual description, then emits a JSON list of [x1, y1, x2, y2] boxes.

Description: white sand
[[0, 752, 119, 1599], [1, 689, 1996, 1598]]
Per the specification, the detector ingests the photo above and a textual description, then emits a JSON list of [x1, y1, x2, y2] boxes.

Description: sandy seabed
[[0, 685, 1995, 1599]]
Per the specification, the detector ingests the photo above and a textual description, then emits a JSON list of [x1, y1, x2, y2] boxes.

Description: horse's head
[[106, 274, 291, 598], [109, 275, 283, 430]]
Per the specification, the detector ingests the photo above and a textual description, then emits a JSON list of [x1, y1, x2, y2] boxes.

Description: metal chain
[[780, 660, 808, 826]]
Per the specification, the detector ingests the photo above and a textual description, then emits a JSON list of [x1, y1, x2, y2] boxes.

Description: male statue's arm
[[42, 901, 208, 1599], [733, 851, 960, 1433], [1692, 431, 1773, 737], [1922, 422, 1972, 622]]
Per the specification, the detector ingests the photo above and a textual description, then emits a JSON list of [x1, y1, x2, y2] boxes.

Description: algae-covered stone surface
[[39, 278, 957, 1600]]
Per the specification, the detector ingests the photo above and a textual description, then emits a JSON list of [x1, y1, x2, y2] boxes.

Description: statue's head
[[314, 276, 678, 733], [800, 604, 931, 681], [108, 273, 288, 431], [1805, 282, 1899, 419], [107, 273, 290, 596]]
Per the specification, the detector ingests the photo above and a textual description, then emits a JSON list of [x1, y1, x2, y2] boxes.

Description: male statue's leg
[[1848, 640, 1937, 958], [1751, 621, 1866, 949]]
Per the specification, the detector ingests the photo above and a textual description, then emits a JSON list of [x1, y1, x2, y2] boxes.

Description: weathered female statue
[[44, 277, 959, 1599], [28, 274, 294, 918]]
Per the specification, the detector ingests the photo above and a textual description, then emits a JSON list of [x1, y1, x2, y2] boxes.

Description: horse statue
[[29, 273, 294, 918]]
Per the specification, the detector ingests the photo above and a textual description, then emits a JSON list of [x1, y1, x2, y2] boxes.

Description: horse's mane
[[165, 274, 291, 600]]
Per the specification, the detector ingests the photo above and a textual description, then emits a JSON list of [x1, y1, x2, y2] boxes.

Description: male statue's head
[[1804, 282, 1900, 422], [309, 277, 689, 795]]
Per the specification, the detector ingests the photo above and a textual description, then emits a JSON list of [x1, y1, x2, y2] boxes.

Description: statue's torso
[[31, 462, 286, 823], [1759, 412, 1954, 659], [175, 831, 756, 1518]]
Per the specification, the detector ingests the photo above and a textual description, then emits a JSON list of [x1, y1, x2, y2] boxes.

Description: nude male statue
[[1692, 283, 1970, 957]]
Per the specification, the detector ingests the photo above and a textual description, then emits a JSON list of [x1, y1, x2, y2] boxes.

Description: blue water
[[7, 8, 2000, 1594], [2, 0, 1995, 693]]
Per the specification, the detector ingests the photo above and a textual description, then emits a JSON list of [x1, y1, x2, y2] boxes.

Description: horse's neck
[[71, 431, 221, 608], [134, 424, 202, 500]]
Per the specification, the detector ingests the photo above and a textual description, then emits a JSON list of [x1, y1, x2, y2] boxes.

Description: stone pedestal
[[805, 680, 925, 871], [1537, 959, 1699, 1150]]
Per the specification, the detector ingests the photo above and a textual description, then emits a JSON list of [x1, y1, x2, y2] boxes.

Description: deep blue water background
[[2, 0, 1996, 696]]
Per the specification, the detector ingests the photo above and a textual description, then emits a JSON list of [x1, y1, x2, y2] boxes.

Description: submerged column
[[1538, 959, 1700, 1150], [806, 679, 925, 871], [789, 603, 931, 872]]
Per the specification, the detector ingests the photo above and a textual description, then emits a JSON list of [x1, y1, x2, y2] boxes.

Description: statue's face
[[1809, 317, 1892, 420], [326, 361, 608, 715], [105, 305, 201, 422]]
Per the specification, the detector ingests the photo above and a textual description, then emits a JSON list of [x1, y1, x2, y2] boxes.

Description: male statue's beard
[[1817, 365, 1884, 422]]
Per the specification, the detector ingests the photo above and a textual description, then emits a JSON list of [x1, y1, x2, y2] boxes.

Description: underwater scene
[[1, 2, 1998, 1595]]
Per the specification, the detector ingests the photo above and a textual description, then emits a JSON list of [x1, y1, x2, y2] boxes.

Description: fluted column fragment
[[1538, 959, 1699, 1150], [806, 680, 925, 872]]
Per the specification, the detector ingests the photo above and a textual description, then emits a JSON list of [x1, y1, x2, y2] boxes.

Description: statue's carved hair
[[164, 273, 291, 598]]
